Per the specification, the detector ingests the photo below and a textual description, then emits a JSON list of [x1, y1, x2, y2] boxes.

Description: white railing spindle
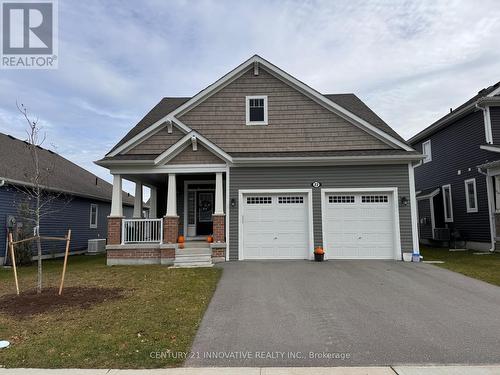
[[121, 218, 163, 244]]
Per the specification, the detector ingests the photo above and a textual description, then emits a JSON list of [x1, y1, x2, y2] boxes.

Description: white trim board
[[107, 55, 413, 157], [237, 189, 314, 261], [154, 131, 232, 165], [416, 188, 440, 200], [320, 187, 402, 260]]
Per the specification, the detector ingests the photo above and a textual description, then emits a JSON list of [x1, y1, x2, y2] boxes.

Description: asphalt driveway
[[187, 261, 500, 367]]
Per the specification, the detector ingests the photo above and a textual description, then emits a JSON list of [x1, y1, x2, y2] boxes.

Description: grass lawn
[[420, 246, 500, 287], [0, 254, 221, 368]]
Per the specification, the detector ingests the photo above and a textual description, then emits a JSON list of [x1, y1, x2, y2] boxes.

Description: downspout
[[478, 167, 496, 252]]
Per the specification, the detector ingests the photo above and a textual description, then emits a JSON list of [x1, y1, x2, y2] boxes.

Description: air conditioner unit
[[87, 239, 106, 254]]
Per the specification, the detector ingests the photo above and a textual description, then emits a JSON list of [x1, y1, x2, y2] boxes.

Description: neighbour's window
[[422, 140, 432, 163], [90, 204, 98, 228], [495, 176, 500, 212], [464, 179, 478, 213], [246, 96, 268, 125], [442, 184, 453, 222]]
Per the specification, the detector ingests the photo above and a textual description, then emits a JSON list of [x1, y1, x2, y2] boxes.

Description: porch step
[[182, 241, 210, 249], [174, 247, 213, 268]]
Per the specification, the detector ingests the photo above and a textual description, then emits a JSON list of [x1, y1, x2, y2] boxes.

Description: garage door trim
[[321, 187, 402, 260], [238, 189, 314, 260]]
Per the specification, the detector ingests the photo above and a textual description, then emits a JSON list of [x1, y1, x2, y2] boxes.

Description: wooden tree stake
[[8, 232, 19, 295], [58, 229, 72, 296]]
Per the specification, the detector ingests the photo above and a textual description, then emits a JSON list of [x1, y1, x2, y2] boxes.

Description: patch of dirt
[[0, 287, 125, 318]]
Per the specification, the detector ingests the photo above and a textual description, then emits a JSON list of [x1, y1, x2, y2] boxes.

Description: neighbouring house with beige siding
[[96, 55, 422, 266]]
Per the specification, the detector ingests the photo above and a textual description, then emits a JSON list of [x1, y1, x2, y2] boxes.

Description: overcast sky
[[1, 0, 499, 195]]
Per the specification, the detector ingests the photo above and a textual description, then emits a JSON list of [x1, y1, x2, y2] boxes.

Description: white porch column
[[149, 186, 157, 219], [214, 172, 224, 215], [110, 174, 123, 217], [133, 182, 143, 218], [166, 174, 177, 216]]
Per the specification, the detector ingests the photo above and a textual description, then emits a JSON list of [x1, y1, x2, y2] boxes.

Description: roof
[[108, 97, 190, 154], [416, 187, 440, 199], [0, 132, 134, 205], [105, 93, 407, 160], [408, 81, 500, 144]]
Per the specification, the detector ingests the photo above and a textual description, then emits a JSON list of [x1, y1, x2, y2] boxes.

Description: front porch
[[106, 172, 227, 265]]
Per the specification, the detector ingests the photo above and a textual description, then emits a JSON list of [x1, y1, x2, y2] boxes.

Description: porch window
[[246, 96, 268, 125], [464, 178, 478, 213], [90, 204, 98, 229], [442, 184, 454, 222]]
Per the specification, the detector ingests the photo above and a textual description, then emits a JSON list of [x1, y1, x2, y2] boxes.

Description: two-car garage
[[239, 189, 400, 260]]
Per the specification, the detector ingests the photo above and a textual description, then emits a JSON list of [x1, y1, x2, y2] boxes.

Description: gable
[[179, 67, 394, 153], [167, 143, 225, 165], [125, 125, 185, 155]]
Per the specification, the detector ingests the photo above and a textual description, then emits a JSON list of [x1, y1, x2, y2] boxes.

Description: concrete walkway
[[1, 366, 500, 374]]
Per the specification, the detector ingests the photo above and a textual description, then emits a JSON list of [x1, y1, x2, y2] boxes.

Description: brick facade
[[212, 214, 225, 243], [107, 217, 123, 245], [163, 216, 179, 243]]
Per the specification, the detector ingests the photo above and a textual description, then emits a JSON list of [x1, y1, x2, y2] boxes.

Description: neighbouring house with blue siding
[[0, 132, 134, 264], [408, 81, 500, 251]]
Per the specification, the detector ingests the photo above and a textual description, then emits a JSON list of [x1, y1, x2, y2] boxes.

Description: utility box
[[87, 239, 106, 254]]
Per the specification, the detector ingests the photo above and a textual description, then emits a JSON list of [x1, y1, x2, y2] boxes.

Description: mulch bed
[[0, 287, 125, 318]]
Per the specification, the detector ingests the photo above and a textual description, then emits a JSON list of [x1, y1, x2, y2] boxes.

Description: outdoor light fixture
[[401, 196, 409, 206], [231, 198, 236, 208]]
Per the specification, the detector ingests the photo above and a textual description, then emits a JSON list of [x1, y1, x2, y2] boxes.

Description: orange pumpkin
[[207, 235, 214, 243], [177, 235, 185, 243], [314, 247, 325, 255]]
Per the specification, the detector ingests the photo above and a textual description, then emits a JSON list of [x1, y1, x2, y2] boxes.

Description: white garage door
[[323, 192, 396, 259], [241, 193, 310, 259]]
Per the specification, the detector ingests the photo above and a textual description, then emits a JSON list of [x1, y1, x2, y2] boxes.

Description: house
[[0, 132, 135, 265], [96, 55, 422, 266], [408, 81, 500, 251]]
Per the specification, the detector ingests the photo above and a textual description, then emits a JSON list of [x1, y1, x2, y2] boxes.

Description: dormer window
[[246, 95, 268, 125]]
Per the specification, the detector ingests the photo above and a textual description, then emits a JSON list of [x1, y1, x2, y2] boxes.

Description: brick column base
[[107, 216, 123, 245], [163, 216, 179, 244], [212, 214, 225, 243]]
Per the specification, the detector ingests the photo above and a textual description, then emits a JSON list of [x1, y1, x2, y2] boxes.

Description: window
[[464, 178, 478, 213], [329, 195, 355, 203], [442, 184, 454, 222], [246, 196, 272, 204], [90, 204, 98, 228], [495, 176, 500, 212], [278, 196, 304, 204], [422, 140, 432, 163], [361, 195, 389, 203], [246, 96, 268, 125]]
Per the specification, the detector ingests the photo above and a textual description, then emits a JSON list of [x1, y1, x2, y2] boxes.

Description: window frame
[[464, 178, 478, 213], [245, 95, 268, 125], [422, 139, 432, 163], [442, 184, 454, 222], [90, 203, 98, 229]]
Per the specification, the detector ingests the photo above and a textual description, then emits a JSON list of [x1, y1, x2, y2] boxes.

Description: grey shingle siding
[[412, 110, 493, 243], [228, 165, 413, 260], [0, 185, 133, 260]]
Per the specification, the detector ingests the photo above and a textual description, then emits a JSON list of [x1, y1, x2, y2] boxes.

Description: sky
[[1, 0, 499, 196]]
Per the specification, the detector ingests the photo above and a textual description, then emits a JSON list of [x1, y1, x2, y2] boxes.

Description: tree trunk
[[36, 206, 42, 294]]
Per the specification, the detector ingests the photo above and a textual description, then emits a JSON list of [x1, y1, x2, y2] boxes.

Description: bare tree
[[15, 102, 70, 294]]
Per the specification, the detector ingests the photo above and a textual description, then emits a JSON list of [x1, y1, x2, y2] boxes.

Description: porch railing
[[122, 218, 163, 244]]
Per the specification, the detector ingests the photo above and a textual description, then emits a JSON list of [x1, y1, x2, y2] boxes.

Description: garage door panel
[[324, 192, 395, 259], [242, 193, 309, 260]]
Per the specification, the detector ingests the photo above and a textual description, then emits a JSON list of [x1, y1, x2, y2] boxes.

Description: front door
[[196, 191, 214, 235]]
